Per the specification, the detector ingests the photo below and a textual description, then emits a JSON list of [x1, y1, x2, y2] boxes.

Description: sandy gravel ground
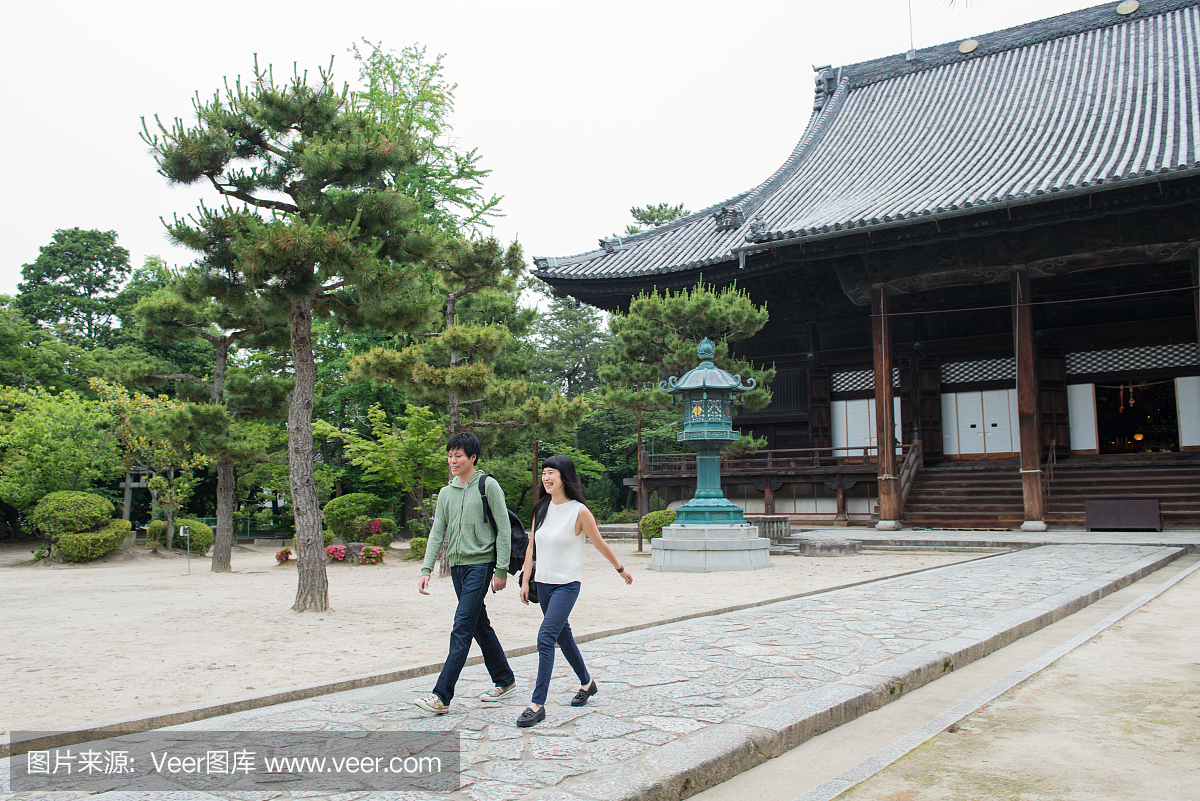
[[0, 540, 978, 734]]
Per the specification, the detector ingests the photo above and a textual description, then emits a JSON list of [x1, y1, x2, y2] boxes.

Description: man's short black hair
[[446, 431, 482, 464]]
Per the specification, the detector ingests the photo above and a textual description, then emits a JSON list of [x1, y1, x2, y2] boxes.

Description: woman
[[517, 454, 632, 727]]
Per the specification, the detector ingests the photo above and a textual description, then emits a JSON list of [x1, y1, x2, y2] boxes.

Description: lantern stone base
[[648, 524, 774, 572]]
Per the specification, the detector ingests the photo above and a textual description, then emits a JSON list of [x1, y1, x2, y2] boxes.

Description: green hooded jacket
[[421, 470, 512, 578]]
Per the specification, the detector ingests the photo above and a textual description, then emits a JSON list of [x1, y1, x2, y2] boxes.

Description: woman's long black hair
[[532, 454, 587, 532]]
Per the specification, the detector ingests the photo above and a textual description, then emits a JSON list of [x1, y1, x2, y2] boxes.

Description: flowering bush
[[275, 547, 292, 564], [358, 545, 384, 565], [365, 518, 382, 535], [325, 544, 347, 561]]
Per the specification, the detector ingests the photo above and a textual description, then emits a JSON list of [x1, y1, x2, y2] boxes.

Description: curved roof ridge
[[530, 189, 753, 270], [730, 79, 850, 223], [840, 0, 1197, 89]]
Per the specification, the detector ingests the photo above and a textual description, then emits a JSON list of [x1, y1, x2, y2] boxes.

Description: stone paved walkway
[[4, 544, 1182, 801]]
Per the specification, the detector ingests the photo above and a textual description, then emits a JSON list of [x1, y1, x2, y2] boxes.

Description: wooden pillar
[[872, 288, 901, 530], [1192, 242, 1199, 349], [1012, 269, 1046, 531], [763, 480, 775, 516]]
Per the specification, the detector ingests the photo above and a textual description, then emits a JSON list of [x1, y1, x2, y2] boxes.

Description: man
[[415, 432, 516, 714]]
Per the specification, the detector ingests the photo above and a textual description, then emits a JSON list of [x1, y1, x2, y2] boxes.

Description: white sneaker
[[414, 693, 450, 714], [480, 683, 517, 702]]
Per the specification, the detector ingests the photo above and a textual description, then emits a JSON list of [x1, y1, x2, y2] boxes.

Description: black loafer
[[570, 680, 599, 707], [516, 706, 545, 727]]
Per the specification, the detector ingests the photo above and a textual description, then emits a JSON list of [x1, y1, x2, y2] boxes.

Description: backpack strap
[[478, 471, 498, 536]]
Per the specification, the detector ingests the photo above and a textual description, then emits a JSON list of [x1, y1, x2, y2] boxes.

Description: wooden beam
[[872, 288, 901, 529], [1012, 269, 1046, 531], [882, 242, 1191, 297]]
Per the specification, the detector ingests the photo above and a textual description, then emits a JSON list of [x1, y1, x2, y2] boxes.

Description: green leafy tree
[[91, 379, 209, 550], [350, 40, 500, 234], [625, 202, 690, 235], [143, 58, 445, 611], [0, 299, 102, 393], [317, 403, 444, 518], [17, 228, 132, 348], [0, 387, 120, 512]]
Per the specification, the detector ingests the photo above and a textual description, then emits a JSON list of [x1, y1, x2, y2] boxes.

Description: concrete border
[[1, 551, 1008, 759]]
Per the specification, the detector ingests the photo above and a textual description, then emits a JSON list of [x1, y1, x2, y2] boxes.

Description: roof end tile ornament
[[713, 206, 746, 232], [748, 213, 767, 240], [598, 236, 626, 254], [813, 65, 837, 111]]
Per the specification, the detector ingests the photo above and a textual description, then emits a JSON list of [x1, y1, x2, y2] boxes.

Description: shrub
[[29, 492, 114, 543], [171, 519, 214, 555], [604, 508, 640, 525], [322, 493, 383, 541], [57, 519, 130, 562], [326, 544, 348, 561], [408, 537, 428, 560], [324, 531, 335, 547], [639, 510, 676, 540], [147, 518, 214, 554], [276, 547, 292, 564], [358, 545, 384, 564]]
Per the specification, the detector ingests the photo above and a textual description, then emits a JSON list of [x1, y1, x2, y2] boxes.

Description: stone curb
[[1, 552, 1006, 759], [559, 546, 1184, 801]]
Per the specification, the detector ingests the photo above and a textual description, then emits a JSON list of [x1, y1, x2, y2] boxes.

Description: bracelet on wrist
[[615, 565, 624, 573]]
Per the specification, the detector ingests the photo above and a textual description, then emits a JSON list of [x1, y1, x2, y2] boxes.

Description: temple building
[[535, 0, 1200, 530]]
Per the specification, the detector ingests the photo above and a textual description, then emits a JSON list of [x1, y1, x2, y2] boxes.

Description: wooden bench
[[1085, 499, 1162, 532]]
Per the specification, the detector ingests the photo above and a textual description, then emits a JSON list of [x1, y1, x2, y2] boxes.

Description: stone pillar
[[872, 288, 900, 530], [1013, 269, 1046, 531]]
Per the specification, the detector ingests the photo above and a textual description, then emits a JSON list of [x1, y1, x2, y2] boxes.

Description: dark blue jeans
[[532, 581, 590, 705], [432, 563, 514, 704]]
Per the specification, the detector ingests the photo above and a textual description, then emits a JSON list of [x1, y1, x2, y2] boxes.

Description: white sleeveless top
[[534, 499, 584, 584]]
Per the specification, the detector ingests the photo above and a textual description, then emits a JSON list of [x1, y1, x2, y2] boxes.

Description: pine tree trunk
[[288, 295, 329, 612], [210, 456, 236, 573]]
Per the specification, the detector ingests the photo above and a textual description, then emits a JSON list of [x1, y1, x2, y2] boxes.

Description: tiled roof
[[534, 0, 1200, 282]]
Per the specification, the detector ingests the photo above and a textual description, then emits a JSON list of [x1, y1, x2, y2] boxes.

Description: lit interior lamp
[[1133, 433, 1145, 441]]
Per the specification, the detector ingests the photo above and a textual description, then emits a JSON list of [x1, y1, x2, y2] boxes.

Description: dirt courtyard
[[0, 539, 980, 733]]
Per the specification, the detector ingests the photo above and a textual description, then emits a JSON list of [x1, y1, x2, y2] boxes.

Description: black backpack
[[477, 472, 528, 575]]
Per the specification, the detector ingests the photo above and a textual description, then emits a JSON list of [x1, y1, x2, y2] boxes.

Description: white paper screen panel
[[831, 398, 903, 453], [941, 394, 960, 455], [941, 390, 1017, 455], [1177, 377, 1200, 448], [1067, 384, 1098, 451]]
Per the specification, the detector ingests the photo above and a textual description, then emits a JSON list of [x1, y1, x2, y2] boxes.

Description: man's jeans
[[432, 563, 514, 704], [532, 580, 590, 705]]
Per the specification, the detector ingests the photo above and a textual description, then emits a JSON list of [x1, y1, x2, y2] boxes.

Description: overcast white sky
[[2, 0, 1102, 296]]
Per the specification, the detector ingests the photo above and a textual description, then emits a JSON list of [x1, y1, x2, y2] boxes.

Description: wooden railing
[[897, 439, 924, 509], [1043, 439, 1058, 499], [644, 445, 910, 476]]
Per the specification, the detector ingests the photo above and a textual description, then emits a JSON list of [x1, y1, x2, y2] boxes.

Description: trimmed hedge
[[147, 518, 215, 555], [29, 492, 115, 543], [58, 519, 130, 562], [323, 493, 383, 541], [408, 537, 428, 560], [638, 510, 676, 540]]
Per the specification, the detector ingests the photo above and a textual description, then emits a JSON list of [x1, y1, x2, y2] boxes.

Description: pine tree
[[625, 203, 690, 235], [599, 282, 774, 521], [124, 275, 289, 572], [142, 59, 440, 611], [349, 240, 588, 437]]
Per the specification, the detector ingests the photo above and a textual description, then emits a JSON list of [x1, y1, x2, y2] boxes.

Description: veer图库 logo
[[8, 730, 460, 793]]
